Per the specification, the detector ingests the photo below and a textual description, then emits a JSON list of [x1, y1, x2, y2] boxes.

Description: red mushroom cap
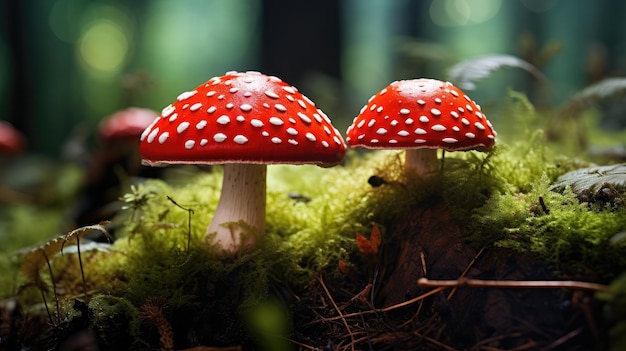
[[345, 78, 496, 151], [140, 71, 346, 166], [98, 107, 159, 140], [0, 121, 26, 155]]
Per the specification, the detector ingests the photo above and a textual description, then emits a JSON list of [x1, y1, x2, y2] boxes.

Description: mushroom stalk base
[[405, 149, 439, 178], [205, 163, 266, 255]]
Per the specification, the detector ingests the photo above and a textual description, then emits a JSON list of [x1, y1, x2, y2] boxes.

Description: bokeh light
[[77, 20, 128, 75], [430, 0, 502, 27]]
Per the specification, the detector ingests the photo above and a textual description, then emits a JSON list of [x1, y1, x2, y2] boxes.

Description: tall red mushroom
[[345, 78, 496, 177], [140, 71, 346, 255]]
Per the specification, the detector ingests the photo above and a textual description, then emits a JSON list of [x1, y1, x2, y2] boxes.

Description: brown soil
[[293, 198, 606, 350]]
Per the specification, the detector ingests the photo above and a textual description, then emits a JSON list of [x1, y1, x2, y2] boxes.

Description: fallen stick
[[417, 277, 609, 292]]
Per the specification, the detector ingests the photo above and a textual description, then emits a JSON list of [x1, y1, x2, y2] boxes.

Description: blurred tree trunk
[[1, 0, 33, 140], [260, 0, 341, 87]]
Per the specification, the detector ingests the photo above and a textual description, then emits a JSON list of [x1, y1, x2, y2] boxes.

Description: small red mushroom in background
[[140, 71, 346, 255], [0, 121, 26, 156], [0, 121, 28, 204], [98, 107, 159, 141], [67, 108, 160, 230], [345, 78, 497, 177]]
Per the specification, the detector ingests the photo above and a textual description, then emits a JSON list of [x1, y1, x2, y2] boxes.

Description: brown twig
[[417, 277, 609, 292], [446, 245, 486, 301], [317, 275, 356, 351]]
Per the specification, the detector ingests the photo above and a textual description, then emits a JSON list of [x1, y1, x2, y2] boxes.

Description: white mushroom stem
[[405, 148, 440, 177], [205, 163, 266, 255]]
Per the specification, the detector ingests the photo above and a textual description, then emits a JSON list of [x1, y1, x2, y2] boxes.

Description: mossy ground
[[1, 91, 626, 350]]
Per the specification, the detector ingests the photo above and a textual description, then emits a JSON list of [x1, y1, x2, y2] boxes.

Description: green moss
[[471, 174, 626, 280]]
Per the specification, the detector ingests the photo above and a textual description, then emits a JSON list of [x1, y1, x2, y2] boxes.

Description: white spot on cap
[[417, 99, 426, 105], [431, 124, 446, 132], [405, 118, 414, 125], [323, 126, 331, 135], [398, 130, 409, 136], [434, 98, 442, 104], [400, 108, 410, 115], [377, 106, 384, 113], [288, 139, 298, 145], [206, 91, 217, 97], [233, 135, 248, 144], [158, 132, 169, 144], [262, 131, 269, 136], [376, 128, 387, 135], [190, 103, 202, 112], [466, 104, 473, 112], [269, 117, 284, 126], [162, 105, 175, 117], [442, 138, 458, 144], [251, 119, 263, 127], [357, 120, 365, 128], [213, 133, 227, 142], [458, 107, 465, 113], [240, 104, 253, 111], [430, 108, 441, 116], [287, 127, 298, 135], [275, 104, 287, 112], [177, 122, 190, 134], [474, 122, 486, 130], [414, 128, 427, 135], [415, 139, 426, 143], [333, 136, 342, 145], [297, 100, 307, 109], [169, 113, 178, 122], [305, 132, 316, 141], [229, 87, 239, 93], [200, 139, 208, 146], [451, 111, 459, 118], [226, 103, 234, 109], [461, 118, 470, 126], [367, 119, 376, 127], [271, 137, 282, 144], [450, 90, 459, 97], [177, 90, 197, 101], [465, 132, 475, 139], [313, 113, 323, 123], [207, 106, 217, 114], [298, 112, 312, 124], [216, 115, 230, 125], [452, 126, 460, 132], [289, 118, 296, 124], [282, 86, 297, 94], [369, 104, 377, 111], [185, 140, 195, 149], [370, 139, 379, 144], [419, 116, 429, 123]]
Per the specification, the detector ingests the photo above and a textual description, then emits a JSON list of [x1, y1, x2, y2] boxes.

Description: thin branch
[[417, 278, 609, 292], [317, 275, 356, 351]]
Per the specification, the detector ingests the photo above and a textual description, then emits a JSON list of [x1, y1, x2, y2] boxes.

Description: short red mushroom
[[345, 78, 496, 177], [0, 121, 26, 156], [140, 71, 346, 255], [98, 107, 158, 141]]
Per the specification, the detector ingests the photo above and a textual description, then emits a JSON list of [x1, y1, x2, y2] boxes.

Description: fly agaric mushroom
[[140, 71, 346, 254], [0, 121, 26, 156], [98, 107, 158, 141], [345, 78, 496, 177]]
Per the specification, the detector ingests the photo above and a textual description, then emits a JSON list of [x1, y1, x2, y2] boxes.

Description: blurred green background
[[1, 0, 625, 157]]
